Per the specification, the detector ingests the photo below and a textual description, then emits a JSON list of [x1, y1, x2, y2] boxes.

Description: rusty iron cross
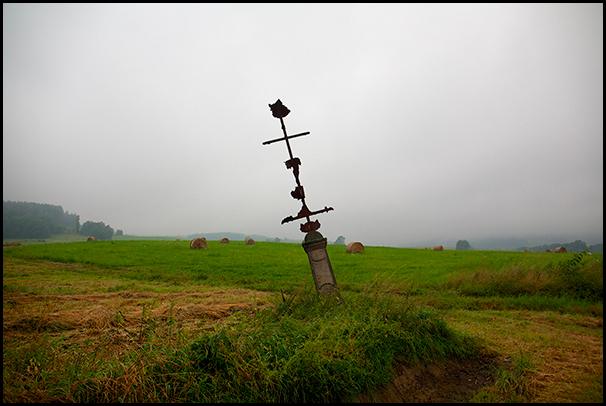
[[263, 99, 333, 233]]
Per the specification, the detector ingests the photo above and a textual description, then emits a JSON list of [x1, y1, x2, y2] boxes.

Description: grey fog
[[3, 3, 603, 248]]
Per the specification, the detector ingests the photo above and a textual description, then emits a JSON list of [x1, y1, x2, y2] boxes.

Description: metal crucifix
[[263, 99, 339, 297], [263, 99, 334, 233]]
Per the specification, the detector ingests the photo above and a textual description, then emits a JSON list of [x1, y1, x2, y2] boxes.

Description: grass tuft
[[148, 288, 483, 402], [446, 251, 603, 303], [471, 350, 535, 402]]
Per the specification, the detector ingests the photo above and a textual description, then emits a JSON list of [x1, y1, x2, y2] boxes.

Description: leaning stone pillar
[[302, 230, 338, 296]]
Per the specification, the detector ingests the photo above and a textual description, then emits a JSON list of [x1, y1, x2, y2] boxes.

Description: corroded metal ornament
[[263, 99, 334, 233]]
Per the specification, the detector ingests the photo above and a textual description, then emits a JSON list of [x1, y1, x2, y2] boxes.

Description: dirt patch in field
[[353, 355, 510, 403]]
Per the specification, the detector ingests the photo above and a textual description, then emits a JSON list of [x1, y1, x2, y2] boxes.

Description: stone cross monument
[[263, 99, 339, 296]]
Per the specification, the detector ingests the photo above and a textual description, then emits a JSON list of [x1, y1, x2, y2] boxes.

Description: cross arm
[[262, 132, 310, 145]]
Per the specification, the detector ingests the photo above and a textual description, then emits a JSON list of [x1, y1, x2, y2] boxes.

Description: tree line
[[3, 200, 115, 240], [455, 237, 602, 253], [518, 239, 603, 254]]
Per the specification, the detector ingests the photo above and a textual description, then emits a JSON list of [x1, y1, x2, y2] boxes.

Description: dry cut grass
[[446, 309, 603, 402], [3, 258, 275, 402]]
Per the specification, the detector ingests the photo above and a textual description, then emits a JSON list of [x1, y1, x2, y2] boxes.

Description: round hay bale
[[425, 247, 431, 249], [555, 247, 567, 253], [524, 249, 531, 252], [87, 236, 97, 242], [545, 249, 554, 253], [434, 245, 444, 251], [346, 241, 364, 254], [219, 237, 229, 244], [245, 238, 255, 245], [190, 237, 207, 249]]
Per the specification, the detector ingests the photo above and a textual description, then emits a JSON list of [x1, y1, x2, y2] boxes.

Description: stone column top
[[304, 230, 325, 243]]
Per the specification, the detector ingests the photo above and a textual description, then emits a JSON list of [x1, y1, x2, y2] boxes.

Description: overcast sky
[[3, 3, 603, 247]]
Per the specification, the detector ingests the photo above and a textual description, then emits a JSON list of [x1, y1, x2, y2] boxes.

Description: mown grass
[[3, 241, 603, 402]]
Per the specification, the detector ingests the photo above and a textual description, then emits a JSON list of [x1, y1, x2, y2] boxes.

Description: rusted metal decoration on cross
[[263, 99, 339, 297], [263, 99, 334, 233]]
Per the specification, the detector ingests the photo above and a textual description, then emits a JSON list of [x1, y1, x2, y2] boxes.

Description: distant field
[[112, 235, 186, 241], [3, 234, 281, 244], [1, 239, 577, 293], [3, 241, 602, 402], [3, 234, 184, 245]]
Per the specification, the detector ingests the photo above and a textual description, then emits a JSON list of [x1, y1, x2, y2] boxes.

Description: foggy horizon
[[3, 4, 603, 248]]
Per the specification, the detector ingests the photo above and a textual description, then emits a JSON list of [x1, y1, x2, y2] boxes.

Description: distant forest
[[3, 201, 601, 252], [516, 240, 603, 254], [3, 201, 115, 240]]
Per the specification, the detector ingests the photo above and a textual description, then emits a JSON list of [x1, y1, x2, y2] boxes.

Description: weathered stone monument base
[[302, 230, 338, 296]]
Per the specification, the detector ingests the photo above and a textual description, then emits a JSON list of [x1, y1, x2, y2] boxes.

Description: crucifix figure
[[263, 99, 339, 296]]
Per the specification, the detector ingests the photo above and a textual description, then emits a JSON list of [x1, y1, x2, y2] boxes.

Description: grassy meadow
[[3, 240, 603, 402]]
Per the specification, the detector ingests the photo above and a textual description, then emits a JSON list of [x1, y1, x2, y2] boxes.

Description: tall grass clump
[[446, 250, 603, 302], [557, 249, 603, 300], [149, 286, 483, 402], [471, 350, 535, 403]]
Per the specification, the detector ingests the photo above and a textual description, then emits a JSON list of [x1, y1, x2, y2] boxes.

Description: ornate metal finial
[[268, 99, 290, 118]]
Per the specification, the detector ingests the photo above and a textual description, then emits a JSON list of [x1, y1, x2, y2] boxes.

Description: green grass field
[[3, 240, 603, 402]]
